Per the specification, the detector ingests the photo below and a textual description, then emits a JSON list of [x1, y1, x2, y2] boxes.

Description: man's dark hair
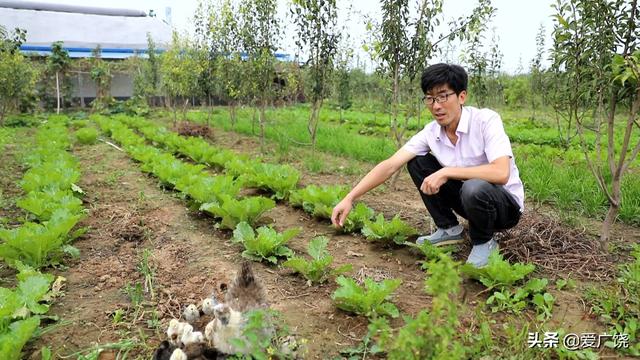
[[420, 63, 468, 95]]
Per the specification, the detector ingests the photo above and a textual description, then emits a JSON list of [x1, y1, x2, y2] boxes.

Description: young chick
[[167, 319, 187, 346], [204, 320, 216, 348], [152, 340, 176, 360], [201, 297, 218, 316], [211, 303, 247, 354], [224, 262, 268, 312], [183, 304, 200, 325], [169, 348, 187, 360]]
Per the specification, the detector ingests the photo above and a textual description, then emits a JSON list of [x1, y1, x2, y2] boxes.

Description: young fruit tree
[[0, 26, 35, 125], [48, 41, 70, 114], [291, 0, 340, 151], [551, 0, 640, 246], [239, 0, 280, 149]]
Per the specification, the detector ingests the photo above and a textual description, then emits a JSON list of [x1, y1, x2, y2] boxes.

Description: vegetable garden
[[1, 0, 639, 358]]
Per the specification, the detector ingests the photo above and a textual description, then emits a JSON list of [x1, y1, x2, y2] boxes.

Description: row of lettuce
[[0, 117, 87, 359]]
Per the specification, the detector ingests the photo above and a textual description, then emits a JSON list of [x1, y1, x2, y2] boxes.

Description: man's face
[[424, 85, 466, 129]]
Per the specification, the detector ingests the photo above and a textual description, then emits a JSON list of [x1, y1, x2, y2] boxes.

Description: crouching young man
[[330, 63, 524, 268]]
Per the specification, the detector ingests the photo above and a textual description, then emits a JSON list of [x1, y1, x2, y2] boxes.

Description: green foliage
[[89, 46, 113, 111], [331, 275, 401, 319], [289, 184, 348, 219], [0, 50, 37, 124], [160, 32, 203, 120], [486, 278, 555, 321], [16, 189, 84, 221], [175, 174, 241, 205], [200, 195, 275, 230], [361, 214, 417, 245], [0, 264, 55, 360], [0, 317, 40, 360], [404, 240, 456, 263], [0, 211, 82, 268], [240, 163, 300, 200], [283, 236, 352, 284], [232, 222, 299, 264], [75, 127, 99, 145], [370, 254, 467, 359], [586, 245, 640, 356], [461, 251, 535, 289], [20, 157, 79, 194], [338, 203, 375, 233]]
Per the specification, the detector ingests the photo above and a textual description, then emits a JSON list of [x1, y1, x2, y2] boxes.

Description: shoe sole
[[431, 238, 465, 247]]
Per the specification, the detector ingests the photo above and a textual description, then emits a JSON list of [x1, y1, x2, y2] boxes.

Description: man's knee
[[460, 179, 493, 204]]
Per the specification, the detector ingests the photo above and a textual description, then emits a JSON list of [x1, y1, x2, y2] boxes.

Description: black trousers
[[407, 153, 521, 245]]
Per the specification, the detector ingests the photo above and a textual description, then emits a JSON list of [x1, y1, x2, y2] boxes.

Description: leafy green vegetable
[[405, 240, 456, 264], [0, 316, 40, 360], [17, 189, 84, 221], [289, 185, 348, 219], [201, 195, 275, 230], [461, 251, 535, 289], [338, 203, 375, 233], [232, 222, 300, 264], [283, 236, 352, 284], [0, 211, 82, 268], [175, 174, 241, 205], [75, 127, 99, 145], [241, 163, 300, 200], [331, 275, 401, 319], [20, 158, 81, 193], [361, 214, 417, 245]]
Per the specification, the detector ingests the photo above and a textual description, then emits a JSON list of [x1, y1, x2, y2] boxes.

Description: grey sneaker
[[466, 238, 499, 268], [416, 224, 464, 246]]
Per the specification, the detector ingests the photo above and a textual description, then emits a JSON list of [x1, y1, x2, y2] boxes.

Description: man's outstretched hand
[[331, 198, 353, 228]]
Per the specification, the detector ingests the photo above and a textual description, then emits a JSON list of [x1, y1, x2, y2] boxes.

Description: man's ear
[[458, 90, 467, 105]]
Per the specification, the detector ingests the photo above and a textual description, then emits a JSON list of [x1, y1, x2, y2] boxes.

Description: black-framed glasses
[[422, 91, 456, 106]]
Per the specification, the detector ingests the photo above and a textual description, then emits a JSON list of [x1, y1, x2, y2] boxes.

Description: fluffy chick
[[169, 348, 187, 360], [183, 304, 200, 324], [167, 319, 188, 346], [152, 340, 176, 360], [201, 297, 218, 316], [210, 303, 246, 354], [224, 262, 268, 312]]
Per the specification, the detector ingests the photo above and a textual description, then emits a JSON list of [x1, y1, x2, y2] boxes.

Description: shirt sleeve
[[402, 126, 431, 156], [483, 113, 514, 163]]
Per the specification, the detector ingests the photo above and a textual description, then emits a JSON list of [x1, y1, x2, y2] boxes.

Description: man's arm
[[421, 156, 510, 195], [331, 148, 416, 227]]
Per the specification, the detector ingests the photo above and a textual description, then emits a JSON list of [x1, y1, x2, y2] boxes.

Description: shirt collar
[[456, 106, 470, 134]]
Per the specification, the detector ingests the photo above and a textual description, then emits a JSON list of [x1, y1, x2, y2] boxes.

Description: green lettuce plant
[[283, 236, 352, 284], [232, 222, 300, 264]]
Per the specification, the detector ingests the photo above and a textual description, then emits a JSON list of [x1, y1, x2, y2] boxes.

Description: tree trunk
[[259, 101, 266, 151], [172, 97, 177, 126], [252, 106, 257, 135], [229, 103, 237, 128], [182, 98, 189, 121], [600, 202, 619, 251], [207, 94, 212, 127], [308, 99, 322, 153], [56, 71, 61, 114]]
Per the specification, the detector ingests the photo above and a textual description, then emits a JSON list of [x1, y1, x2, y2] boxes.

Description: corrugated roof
[[0, 3, 172, 58]]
